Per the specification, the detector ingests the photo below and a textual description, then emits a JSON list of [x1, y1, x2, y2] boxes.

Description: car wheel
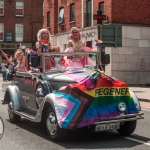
[[46, 107, 67, 141], [8, 102, 21, 123], [117, 120, 137, 135]]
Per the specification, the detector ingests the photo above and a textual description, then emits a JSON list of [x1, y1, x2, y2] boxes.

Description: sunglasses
[[42, 32, 48, 34], [72, 31, 78, 34]]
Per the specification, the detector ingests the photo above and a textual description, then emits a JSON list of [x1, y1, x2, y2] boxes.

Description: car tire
[[8, 102, 21, 123], [117, 120, 137, 135], [46, 107, 67, 141]]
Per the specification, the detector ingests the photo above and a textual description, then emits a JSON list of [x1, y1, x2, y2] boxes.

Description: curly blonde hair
[[37, 28, 51, 42], [14, 49, 24, 59]]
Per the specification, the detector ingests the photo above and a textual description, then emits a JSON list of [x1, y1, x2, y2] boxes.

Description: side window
[[15, 24, 23, 42], [16, 1, 24, 16], [58, 7, 64, 24], [0, 23, 4, 41], [70, 3, 75, 22], [0, 0, 4, 16]]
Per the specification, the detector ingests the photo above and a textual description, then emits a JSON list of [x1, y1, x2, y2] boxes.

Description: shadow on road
[[7, 118, 150, 149]]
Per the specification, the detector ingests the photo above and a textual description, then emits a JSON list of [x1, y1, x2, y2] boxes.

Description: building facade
[[0, 0, 43, 62], [43, 0, 150, 85]]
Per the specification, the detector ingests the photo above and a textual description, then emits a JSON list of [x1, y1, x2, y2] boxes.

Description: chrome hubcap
[[46, 112, 57, 135]]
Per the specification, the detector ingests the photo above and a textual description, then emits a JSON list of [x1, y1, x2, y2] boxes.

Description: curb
[[139, 98, 150, 103]]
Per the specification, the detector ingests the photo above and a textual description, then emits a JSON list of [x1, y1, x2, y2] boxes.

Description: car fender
[[2, 85, 24, 111], [33, 93, 56, 122], [129, 89, 141, 111]]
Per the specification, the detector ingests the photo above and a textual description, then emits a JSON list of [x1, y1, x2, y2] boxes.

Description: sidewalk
[[0, 73, 150, 102], [129, 86, 150, 103]]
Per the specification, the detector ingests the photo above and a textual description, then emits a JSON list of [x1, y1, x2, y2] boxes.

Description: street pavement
[[0, 73, 149, 102]]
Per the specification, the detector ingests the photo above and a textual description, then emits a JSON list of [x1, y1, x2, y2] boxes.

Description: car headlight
[[118, 102, 126, 112]]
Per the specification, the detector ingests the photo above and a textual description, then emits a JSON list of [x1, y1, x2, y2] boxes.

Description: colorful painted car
[[2, 51, 144, 141]]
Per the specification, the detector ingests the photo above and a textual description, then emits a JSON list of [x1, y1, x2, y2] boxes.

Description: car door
[[14, 71, 27, 109], [24, 72, 39, 112]]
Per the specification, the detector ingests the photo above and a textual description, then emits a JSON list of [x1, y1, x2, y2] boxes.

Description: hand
[[2, 52, 8, 59]]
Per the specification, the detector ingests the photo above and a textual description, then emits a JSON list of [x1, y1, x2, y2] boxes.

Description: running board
[[14, 111, 36, 122]]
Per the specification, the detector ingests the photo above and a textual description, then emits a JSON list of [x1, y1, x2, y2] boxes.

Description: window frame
[[99, 2, 104, 14], [0, 23, 4, 41], [70, 3, 75, 22], [85, 0, 92, 27], [47, 11, 50, 28], [16, 1, 24, 17], [58, 7, 64, 24], [15, 24, 23, 42], [0, 0, 4, 16]]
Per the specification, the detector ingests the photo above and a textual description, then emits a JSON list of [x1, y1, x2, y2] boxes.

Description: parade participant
[[45, 56, 56, 72], [65, 27, 90, 69], [36, 28, 53, 56], [2, 49, 27, 72]]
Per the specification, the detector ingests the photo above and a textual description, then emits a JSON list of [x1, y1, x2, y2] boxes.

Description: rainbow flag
[[53, 70, 139, 129], [42, 41, 49, 49], [95, 39, 103, 46]]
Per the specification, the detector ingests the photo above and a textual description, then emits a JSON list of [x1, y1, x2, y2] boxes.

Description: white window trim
[[15, 24, 23, 42], [16, 1, 24, 17], [82, 0, 93, 28], [0, 0, 4, 16], [0, 23, 4, 41]]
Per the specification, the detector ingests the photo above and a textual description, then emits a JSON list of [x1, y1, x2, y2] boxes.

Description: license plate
[[95, 123, 120, 132]]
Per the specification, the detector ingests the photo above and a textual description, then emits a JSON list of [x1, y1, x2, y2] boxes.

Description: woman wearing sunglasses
[[65, 27, 91, 69], [36, 29, 53, 56]]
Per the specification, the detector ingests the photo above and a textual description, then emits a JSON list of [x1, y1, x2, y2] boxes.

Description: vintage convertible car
[[2, 51, 144, 141]]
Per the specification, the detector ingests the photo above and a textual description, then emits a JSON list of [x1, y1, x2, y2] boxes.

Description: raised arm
[[2, 52, 14, 67], [36, 41, 42, 56]]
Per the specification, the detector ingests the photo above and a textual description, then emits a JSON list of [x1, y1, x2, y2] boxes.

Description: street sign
[[93, 11, 108, 24]]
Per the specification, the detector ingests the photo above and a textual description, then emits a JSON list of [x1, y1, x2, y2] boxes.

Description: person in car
[[36, 28, 53, 56], [64, 27, 90, 69], [2, 49, 27, 72], [45, 56, 57, 72]]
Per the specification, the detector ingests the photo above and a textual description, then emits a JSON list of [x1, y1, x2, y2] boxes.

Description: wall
[[105, 26, 150, 85], [112, 0, 150, 25]]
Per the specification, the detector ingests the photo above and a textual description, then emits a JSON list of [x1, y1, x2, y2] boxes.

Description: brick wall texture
[[0, 0, 43, 43], [44, 0, 150, 35]]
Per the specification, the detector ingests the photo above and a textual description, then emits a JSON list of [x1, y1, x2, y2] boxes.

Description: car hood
[[43, 72, 76, 83]]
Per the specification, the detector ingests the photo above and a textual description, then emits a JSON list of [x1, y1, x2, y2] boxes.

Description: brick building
[[0, 0, 43, 62], [43, 0, 150, 85]]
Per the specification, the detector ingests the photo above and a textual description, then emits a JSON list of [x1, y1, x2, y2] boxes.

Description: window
[[15, 24, 23, 42], [70, 3, 75, 21], [58, 7, 64, 24], [16, 1, 24, 16], [0, 0, 4, 16], [47, 12, 50, 27], [84, 0, 92, 27], [99, 2, 104, 14], [0, 23, 4, 41]]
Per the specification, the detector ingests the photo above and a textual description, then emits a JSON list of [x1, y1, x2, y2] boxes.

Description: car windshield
[[40, 52, 98, 73]]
